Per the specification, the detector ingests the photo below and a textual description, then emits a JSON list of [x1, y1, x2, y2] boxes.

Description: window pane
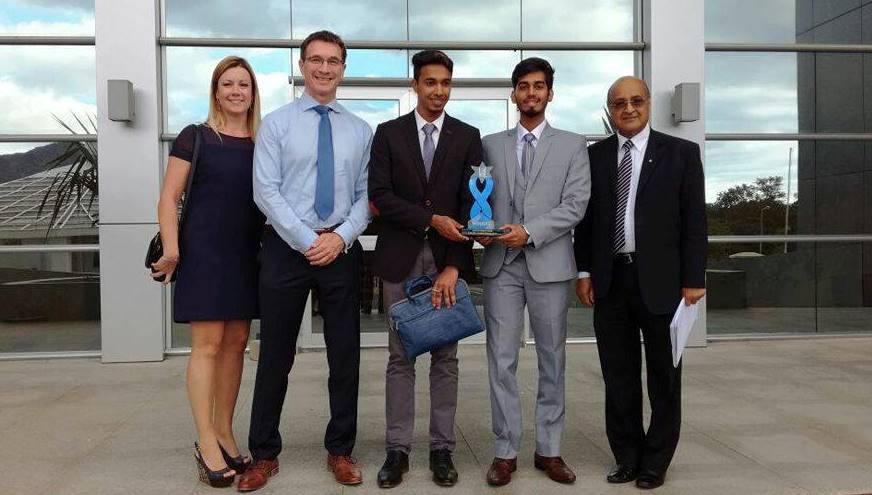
[[0, 46, 95, 134], [292, 0, 406, 41], [293, 49, 409, 78], [706, 0, 867, 44], [707, 242, 816, 335], [337, 100, 400, 130], [0, 0, 94, 36], [422, 50, 520, 79], [165, 47, 292, 133], [445, 100, 508, 138], [524, 50, 635, 135], [0, 142, 98, 245], [706, 52, 799, 133], [164, 0, 289, 38], [523, 0, 634, 42], [409, 0, 520, 41], [0, 251, 100, 352]]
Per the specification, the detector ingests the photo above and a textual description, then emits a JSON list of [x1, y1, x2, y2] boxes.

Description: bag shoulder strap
[[178, 124, 202, 228]]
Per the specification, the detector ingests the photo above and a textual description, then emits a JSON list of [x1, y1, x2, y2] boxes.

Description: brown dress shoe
[[486, 457, 517, 486], [237, 459, 279, 492], [534, 453, 576, 484], [327, 454, 363, 485]]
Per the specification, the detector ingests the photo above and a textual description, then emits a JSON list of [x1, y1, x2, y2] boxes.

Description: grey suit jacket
[[480, 124, 591, 283]]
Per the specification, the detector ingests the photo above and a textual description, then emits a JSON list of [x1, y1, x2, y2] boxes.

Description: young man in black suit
[[367, 50, 482, 488], [574, 76, 707, 490]]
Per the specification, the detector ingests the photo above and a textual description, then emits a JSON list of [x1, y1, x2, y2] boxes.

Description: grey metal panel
[[0, 36, 95, 45], [98, 223, 164, 363], [159, 37, 645, 51], [706, 43, 872, 52]]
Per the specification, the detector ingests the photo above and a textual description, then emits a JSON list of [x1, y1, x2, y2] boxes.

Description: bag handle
[[178, 124, 202, 230], [403, 275, 433, 301]]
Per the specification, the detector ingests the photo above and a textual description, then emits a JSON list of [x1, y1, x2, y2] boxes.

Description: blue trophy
[[461, 163, 508, 236]]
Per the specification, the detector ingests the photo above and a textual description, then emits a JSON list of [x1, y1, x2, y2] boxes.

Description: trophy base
[[461, 228, 510, 237]]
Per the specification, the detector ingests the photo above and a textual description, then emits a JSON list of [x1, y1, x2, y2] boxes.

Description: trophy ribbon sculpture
[[461, 163, 508, 236]]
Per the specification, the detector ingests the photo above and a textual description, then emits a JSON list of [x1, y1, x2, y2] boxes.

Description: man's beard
[[519, 105, 545, 118]]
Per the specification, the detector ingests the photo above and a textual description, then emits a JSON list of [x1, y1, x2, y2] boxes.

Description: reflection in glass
[[409, 0, 520, 41], [0, 0, 94, 36], [421, 50, 519, 79], [0, 251, 100, 352], [445, 100, 507, 138], [164, 0, 290, 38], [523, 50, 635, 135], [292, 0, 406, 41], [523, 0, 634, 42], [165, 47, 292, 133], [0, 46, 95, 134], [338, 100, 400, 130], [706, 242, 815, 334], [0, 143, 98, 245], [705, 140, 798, 214], [293, 49, 408, 79], [705, 52, 798, 133], [706, 0, 866, 44]]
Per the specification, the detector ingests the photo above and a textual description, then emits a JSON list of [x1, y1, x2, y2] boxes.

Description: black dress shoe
[[635, 470, 665, 489], [429, 449, 458, 487], [377, 450, 409, 488], [606, 464, 638, 483]]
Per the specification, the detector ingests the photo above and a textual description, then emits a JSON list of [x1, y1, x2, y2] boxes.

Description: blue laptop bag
[[388, 275, 484, 360]]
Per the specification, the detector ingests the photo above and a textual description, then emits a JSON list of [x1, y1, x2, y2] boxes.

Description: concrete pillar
[[643, 0, 707, 346], [96, 0, 165, 362]]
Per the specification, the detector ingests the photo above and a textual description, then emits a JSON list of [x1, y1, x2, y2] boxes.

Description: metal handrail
[[0, 134, 97, 143], [159, 37, 645, 51], [707, 133, 872, 141], [707, 42, 872, 53]]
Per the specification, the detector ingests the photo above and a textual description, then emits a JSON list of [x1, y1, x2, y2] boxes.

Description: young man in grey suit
[[474, 57, 591, 487]]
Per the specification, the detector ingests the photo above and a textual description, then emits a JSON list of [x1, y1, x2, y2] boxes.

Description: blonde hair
[[206, 55, 261, 137]]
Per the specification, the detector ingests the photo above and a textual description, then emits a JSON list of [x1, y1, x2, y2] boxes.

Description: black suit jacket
[[368, 112, 482, 283], [574, 129, 707, 315]]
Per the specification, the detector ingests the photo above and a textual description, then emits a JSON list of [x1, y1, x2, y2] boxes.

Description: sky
[[1, 0, 856, 204]]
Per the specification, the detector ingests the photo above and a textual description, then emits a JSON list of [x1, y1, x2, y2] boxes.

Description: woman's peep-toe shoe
[[194, 442, 236, 488], [219, 442, 252, 474]]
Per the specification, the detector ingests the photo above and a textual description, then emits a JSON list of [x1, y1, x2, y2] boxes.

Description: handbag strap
[[178, 124, 202, 230], [404, 275, 433, 300]]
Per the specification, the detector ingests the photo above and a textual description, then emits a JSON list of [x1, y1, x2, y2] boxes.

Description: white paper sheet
[[670, 297, 702, 367]]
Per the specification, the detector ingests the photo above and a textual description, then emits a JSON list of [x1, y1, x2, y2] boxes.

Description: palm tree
[[37, 113, 98, 237]]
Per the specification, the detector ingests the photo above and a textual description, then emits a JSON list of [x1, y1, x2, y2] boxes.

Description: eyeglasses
[[608, 97, 648, 111], [305, 56, 343, 68]]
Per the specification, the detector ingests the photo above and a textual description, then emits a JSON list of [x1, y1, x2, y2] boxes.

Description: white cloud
[[0, 80, 96, 134], [0, 16, 93, 36]]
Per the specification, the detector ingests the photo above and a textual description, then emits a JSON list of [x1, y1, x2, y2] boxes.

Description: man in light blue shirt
[[242, 30, 372, 491]]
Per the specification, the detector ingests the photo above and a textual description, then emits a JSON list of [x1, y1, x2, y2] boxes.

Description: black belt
[[264, 223, 342, 235], [613, 252, 636, 265]]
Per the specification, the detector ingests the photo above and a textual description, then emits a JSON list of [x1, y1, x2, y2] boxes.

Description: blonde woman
[[152, 56, 264, 487]]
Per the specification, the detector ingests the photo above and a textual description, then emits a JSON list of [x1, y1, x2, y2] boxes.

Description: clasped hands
[[305, 232, 345, 266]]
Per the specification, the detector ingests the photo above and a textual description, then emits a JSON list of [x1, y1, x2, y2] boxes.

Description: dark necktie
[[613, 140, 634, 254], [422, 123, 436, 179], [313, 105, 334, 220]]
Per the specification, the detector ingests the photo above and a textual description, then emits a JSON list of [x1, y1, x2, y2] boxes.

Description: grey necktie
[[614, 140, 634, 253], [422, 123, 437, 179], [521, 132, 536, 181]]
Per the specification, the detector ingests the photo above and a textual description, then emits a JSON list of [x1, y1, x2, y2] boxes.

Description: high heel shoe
[[194, 442, 236, 488], [218, 442, 252, 474]]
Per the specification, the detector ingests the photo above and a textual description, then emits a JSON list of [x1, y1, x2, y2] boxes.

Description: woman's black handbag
[[145, 125, 202, 282]]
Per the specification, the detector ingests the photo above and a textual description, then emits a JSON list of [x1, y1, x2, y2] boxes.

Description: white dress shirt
[[515, 119, 547, 168], [414, 109, 445, 153], [579, 124, 650, 279]]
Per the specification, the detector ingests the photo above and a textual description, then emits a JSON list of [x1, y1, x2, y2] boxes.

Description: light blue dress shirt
[[253, 92, 373, 252]]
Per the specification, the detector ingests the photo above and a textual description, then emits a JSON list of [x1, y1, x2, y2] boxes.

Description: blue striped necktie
[[313, 105, 334, 220], [613, 140, 634, 253]]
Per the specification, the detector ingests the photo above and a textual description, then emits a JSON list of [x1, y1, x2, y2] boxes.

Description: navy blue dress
[[171, 124, 264, 323]]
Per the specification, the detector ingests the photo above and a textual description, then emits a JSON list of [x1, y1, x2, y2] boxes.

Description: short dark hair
[[511, 57, 555, 89], [300, 30, 347, 63], [412, 50, 454, 81]]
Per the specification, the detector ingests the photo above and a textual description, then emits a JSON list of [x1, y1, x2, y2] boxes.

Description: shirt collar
[[516, 119, 547, 143], [299, 91, 342, 113], [414, 110, 446, 133], [617, 123, 650, 151]]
